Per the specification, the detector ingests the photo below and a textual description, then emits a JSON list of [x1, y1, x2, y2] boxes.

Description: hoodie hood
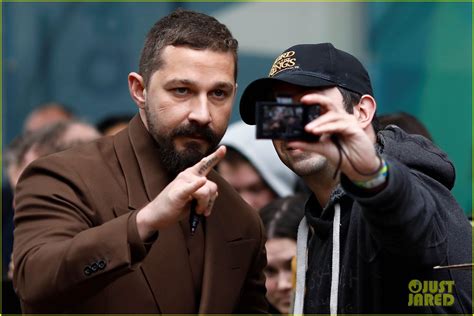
[[377, 125, 455, 190], [220, 121, 297, 197]]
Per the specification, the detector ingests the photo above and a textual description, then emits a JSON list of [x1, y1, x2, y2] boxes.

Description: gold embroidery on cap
[[269, 51, 297, 77]]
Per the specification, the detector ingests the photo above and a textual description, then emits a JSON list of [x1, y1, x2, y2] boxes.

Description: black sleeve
[[341, 155, 450, 266]]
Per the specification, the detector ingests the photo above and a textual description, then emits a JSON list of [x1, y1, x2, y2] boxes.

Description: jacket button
[[98, 260, 106, 269], [90, 262, 99, 272], [84, 266, 92, 276]]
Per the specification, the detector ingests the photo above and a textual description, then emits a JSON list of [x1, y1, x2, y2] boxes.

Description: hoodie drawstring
[[293, 203, 341, 315], [293, 217, 309, 315], [330, 203, 341, 316]]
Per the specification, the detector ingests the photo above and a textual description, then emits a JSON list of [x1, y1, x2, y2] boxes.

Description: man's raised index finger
[[195, 145, 227, 176]]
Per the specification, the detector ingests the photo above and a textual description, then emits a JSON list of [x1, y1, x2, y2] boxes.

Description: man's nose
[[188, 95, 212, 125]]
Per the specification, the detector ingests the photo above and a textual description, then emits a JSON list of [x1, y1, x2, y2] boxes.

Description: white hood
[[220, 121, 297, 197]]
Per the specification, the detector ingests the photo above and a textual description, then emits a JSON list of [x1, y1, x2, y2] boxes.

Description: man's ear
[[354, 94, 377, 129], [128, 72, 146, 109], [232, 82, 238, 100]]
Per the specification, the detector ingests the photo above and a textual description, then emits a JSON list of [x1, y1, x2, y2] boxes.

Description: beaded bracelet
[[353, 158, 388, 189]]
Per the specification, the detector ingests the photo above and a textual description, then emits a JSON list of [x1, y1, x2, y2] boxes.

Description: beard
[[145, 106, 221, 177], [274, 141, 329, 177]]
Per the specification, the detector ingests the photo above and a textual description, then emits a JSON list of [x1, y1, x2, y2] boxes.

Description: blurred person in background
[[2, 120, 100, 314], [6, 121, 101, 190], [259, 194, 305, 314], [3, 101, 76, 283], [378, 112, 433, 141], [218, 121, 298, 210], [23, 102, 74, 132], [5, 121, 101, 276]]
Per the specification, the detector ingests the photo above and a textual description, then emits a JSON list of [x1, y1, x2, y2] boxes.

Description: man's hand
[[136, 146, 226, 241], [288, 93, 380, 181]]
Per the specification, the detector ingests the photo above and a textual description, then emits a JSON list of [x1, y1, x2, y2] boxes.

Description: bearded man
[[13, 9, 268, 314]]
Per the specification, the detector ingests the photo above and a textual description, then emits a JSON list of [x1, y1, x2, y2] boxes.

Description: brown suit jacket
[[13, 115, 268, 313]]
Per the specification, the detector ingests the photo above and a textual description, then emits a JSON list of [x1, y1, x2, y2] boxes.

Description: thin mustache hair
[[171, 123, 218, 143]]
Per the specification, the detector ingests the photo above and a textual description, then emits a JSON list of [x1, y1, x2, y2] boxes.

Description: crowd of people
[[3, 8, 471, 315]]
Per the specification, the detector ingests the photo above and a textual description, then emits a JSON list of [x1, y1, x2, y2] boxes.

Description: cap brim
[[239, 72, 336, 125]]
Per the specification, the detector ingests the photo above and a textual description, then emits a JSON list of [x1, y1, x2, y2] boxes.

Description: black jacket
[[303, 126, 472, 314]]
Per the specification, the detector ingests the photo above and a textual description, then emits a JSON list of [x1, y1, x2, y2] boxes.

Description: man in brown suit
[[13, 9, 268, 313]]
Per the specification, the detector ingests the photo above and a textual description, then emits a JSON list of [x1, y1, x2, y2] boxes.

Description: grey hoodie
[[295, 126, 472, 314], [220, 121, 297, 197]]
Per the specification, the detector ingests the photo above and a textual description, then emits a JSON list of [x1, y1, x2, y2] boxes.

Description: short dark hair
[[259, 194, 306, 241], [337, 86, 379, 131], [139, 8, 238, 86], [337, 87, 359, 114]]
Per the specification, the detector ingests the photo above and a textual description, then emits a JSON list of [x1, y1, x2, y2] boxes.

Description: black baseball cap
[[240, 43, 373, 125]]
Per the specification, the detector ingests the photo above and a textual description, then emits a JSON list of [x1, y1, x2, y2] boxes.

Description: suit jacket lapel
[[113, 115, 196, 312], [141, 224, 197, 312], [113, 120, 147, 211], [199, 171, 247, 313]]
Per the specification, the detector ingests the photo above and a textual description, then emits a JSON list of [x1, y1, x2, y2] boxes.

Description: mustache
[[171, 123, 219, 144]]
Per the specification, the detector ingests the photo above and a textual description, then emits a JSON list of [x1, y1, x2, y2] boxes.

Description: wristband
[[353, 158, 388, 189]]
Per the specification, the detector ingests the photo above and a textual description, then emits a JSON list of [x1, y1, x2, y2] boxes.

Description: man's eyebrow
[[213, 82, 234, 90], [164, 79, 196, 87], [163, 79, 234, 91]]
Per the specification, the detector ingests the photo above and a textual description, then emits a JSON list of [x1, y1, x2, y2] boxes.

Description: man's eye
[[174, 87, 188, 95], [212, 89, 227, 98]]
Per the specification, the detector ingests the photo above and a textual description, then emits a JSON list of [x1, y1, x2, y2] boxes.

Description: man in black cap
[[240, 43, 472, 314]]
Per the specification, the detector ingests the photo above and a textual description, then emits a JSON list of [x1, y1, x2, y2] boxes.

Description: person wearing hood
[[218, 121, 298, 210], [239, 43, 472, 314]]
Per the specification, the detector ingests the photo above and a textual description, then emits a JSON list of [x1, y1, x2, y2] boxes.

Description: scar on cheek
[[198, 156, 218, 175]]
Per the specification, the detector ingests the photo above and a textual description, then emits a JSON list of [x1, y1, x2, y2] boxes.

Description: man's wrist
[[351, 158, 388, 190], [136, 207, 157, 242]]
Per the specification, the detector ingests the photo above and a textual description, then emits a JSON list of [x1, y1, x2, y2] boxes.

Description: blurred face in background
[[264, 237, 297, 314], [218, 160, 277, 210]]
